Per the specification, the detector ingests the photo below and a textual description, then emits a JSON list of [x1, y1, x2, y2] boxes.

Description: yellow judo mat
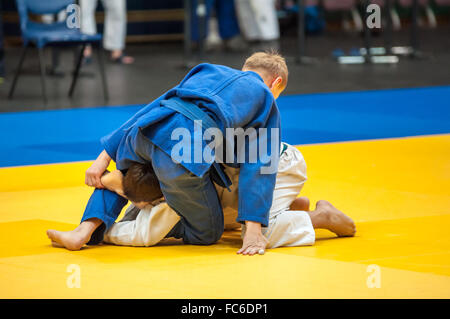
[[0, 134, 449, 298]]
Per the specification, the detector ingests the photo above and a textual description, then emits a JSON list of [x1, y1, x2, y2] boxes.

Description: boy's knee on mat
[[187, 228, 224, 245]]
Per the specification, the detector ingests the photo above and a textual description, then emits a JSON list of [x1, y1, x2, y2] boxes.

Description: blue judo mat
[[1, 86, 449, 167]]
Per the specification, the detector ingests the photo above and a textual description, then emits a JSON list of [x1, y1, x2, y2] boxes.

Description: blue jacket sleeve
[[236, 161, 278, 227], [100, 94, 169, 161], [235, 100, 281, 227]]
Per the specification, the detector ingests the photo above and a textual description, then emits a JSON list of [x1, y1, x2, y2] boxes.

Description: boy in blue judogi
[[47, 52, 288, 255]]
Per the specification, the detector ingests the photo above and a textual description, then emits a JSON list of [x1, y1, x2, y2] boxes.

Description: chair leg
[[68, 43, 86, 98], [8, 44, 29, 99], [37, 47, 48, 104], [95, 45, 109, 102]]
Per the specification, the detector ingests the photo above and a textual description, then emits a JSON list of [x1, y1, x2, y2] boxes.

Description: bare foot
[[290, 196, 310, 211], [46, 229, 90, 251], [314, 200, 356, 237], [50, 240, 64, 248]]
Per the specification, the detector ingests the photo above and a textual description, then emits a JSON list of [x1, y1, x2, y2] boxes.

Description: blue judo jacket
[[100, 63, 281, 227]]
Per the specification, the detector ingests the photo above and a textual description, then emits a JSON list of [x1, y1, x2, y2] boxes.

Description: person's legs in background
[[234, 0, 280, 51], [190, 0, 247, 52], [80, 0, 133, 64], [41, 11, 67, 75], [190, 0, 214, 43], [215, 0, 247, 51], [80, 0, 98, 63], [102, 0, 134, 64]]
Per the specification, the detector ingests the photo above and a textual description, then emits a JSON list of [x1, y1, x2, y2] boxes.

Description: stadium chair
[[8, 0, 108, 104]]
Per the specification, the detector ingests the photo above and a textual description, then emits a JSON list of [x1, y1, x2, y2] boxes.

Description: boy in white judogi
[[102, 143, 356, 249]]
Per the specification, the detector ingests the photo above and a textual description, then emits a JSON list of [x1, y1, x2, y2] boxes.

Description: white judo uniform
[[103, 143, 316, 249], [235, 0, 280, 41], [80, 0, 127, 51]]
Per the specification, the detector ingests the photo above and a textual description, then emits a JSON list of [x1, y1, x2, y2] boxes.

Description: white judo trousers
[[80, 0, 127, 51], [103, 144, 315, 249], [234, 0, 280, 41]]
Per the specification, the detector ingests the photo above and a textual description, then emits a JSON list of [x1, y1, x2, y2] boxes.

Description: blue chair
[[8, 0, 108, 104]]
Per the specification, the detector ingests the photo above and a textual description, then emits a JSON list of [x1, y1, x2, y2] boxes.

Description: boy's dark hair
[[123, 162, 163, 203]]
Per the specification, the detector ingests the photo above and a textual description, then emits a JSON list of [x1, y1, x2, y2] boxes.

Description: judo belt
[[160, 97, 232, 192]]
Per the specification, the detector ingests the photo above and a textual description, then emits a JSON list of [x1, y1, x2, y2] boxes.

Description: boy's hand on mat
[[237, 221, 268, 256], [85, 150, 111, 188]]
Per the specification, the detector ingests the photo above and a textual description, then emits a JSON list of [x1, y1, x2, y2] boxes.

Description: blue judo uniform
[[81, 63, 281, 245]]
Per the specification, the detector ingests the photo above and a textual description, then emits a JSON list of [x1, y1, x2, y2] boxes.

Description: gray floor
[[0, 26, 449, 113]]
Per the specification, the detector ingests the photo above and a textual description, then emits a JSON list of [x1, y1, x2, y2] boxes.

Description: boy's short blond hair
[[243, 51, 288, 88]]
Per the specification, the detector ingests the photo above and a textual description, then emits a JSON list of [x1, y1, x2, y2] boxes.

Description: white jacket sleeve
[[103, 203, 180, 247]]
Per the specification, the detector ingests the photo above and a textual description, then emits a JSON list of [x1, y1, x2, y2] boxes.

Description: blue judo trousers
[[190, 0, 241, 42], [81, 63, 281, 245]]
